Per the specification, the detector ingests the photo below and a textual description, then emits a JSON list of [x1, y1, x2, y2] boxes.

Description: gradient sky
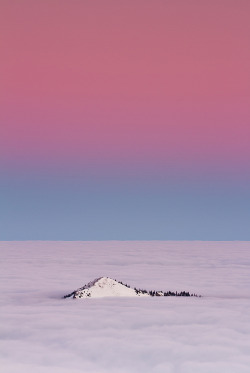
[[1, 0, 250, 240]]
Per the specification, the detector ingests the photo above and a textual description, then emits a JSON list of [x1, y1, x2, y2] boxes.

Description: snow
[[1, 241, 250, 373], [67, 276, 149, 298]]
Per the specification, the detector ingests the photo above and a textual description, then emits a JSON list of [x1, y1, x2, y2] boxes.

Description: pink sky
[[1, 0, 250, 178]]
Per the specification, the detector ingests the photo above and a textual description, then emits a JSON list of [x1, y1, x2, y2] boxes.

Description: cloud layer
[[1, 241, 250, 372]]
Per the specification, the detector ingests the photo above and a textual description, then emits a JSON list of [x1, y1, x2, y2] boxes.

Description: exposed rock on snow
[[64, 277, 149, 298], [63, 277, 199, 299]]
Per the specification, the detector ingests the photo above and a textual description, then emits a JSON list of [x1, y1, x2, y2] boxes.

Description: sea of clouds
[[1, 241, 250, 373]]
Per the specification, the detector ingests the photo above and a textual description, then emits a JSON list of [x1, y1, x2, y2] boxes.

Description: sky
[[0, 0, 250, 240]]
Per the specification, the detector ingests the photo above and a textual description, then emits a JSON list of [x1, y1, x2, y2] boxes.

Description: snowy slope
[[64, 277, 150, 298]]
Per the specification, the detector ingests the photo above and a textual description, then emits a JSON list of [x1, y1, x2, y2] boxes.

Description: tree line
[[117, 280, 200, 297]]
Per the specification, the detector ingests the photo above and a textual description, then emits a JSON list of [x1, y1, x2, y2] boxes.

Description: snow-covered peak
[[64, 277, 149, 299], [64, 277, 199, 299]]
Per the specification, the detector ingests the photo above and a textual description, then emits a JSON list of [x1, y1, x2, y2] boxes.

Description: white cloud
[[0, 241, 250, 372]]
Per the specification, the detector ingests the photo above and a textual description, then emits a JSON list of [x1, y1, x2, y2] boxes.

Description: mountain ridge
[[63, 277, 200, 299]]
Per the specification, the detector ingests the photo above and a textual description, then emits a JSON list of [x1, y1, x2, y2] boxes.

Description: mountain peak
[[64, 277, 149, 299], [63, 277, 200, 299]]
